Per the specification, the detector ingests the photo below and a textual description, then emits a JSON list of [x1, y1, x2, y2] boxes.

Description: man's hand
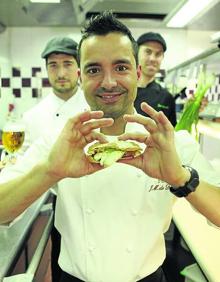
[[118, 102, 188, 186], [199, 96, 208, 112], [46, 110, 114, 180]]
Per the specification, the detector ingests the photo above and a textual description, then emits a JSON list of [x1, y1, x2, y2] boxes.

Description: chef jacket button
[[126, 246, 132, 253], [56, 113, 59, 117], [131, 209, 138, 216], [136, 173, 142, 178], [86, 208, 94, 214], [88, 245, 96, 252]]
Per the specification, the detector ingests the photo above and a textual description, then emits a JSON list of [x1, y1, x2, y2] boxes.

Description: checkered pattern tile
[[207, 74, 220, 102], [185, 74, 220, 102], [0, 66, 50, 98]]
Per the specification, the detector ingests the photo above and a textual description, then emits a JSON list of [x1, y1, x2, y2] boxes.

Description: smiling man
[[79, 32, 140, 134], [0, 11, 220, 282], [134, 32, 177, 126]]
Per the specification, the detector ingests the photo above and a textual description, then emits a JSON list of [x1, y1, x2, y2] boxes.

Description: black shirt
[[134, 80, 177, 126]]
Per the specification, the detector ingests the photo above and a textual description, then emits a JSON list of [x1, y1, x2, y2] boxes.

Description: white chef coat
[[21, 87, 88, 150], [0, 119, 220, 282]]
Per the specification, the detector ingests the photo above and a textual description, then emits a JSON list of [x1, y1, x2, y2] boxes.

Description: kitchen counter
[[173, 198, 220, 282], [197, 119, 220, 140], [0, 191, 50, 281]]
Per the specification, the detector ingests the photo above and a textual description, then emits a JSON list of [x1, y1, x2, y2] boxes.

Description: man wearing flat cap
[[21, 36, 87, 282], [23, 37, 86, 147], [134, 32, 177, 126], [22, 36, 87, 146]]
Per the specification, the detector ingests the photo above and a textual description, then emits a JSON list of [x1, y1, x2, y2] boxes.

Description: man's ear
[[137, 65, 141, 80], [78, 69, 82, 83]]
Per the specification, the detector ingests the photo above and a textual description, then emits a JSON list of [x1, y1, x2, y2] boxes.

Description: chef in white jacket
[[21, 36, 87, 282], [22, 36, 87, 150]]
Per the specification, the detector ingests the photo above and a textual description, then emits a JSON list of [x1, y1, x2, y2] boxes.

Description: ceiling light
[[166, 0, 217, 28], [30, 0, 61, 3]]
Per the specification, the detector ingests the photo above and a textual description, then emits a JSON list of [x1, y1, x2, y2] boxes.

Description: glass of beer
[[2, 119, 25, 162]]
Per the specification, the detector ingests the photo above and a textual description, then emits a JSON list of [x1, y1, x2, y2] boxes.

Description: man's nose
[[148, 53, 157, 61], [57, 66, 66, 77], [101, 72, 117, 89]]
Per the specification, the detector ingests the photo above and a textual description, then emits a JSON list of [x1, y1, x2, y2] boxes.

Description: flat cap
[[41, 36, 78, 59], [137, 32, 167, 52]]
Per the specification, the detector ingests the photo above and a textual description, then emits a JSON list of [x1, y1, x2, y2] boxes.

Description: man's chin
[[144, 66, 157, 74], [54, 87, 71, 94], [103, 110, 125, 119]]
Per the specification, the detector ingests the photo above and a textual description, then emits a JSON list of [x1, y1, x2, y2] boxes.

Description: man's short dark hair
[[77, 11, 138, 65]]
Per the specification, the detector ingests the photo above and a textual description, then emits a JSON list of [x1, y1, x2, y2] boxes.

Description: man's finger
[[80, 118, 114, 135], [118, 132, 149, 144], [85, 131, 109, 144], [65, 111, 105, 132], [123, 113, 158, 133], [141, 102, 171, 129], [124, 103, 173, 132]]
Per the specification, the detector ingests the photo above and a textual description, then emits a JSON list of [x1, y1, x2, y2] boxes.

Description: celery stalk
[[175, 72, 215, 134]]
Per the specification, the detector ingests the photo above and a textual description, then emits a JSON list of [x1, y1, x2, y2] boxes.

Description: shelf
[[197, 120, 220, 140], [173, 198, 220, 282]]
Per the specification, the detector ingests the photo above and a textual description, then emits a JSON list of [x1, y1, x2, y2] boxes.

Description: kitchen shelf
[[197, 119, 220, 140]]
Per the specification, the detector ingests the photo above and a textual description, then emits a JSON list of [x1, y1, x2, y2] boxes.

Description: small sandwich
[[87, 140, 142, 167]]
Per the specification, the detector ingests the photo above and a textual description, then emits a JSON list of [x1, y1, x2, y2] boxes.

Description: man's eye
[[116, 65, 127, 72], [87, 68, 100, 74], [48, 63, 58, 70], [64, 62, 74, 67], [156, 53, 163, 58]]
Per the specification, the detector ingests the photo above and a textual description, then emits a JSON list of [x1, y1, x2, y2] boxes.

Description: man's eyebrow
[[63, 60, 75, 63], [48, 60, 74, 64], [47, 61, 57, 65], [83, 59, 132, 70], [84, 62, 101, 69], [113, 59, 131, 65]]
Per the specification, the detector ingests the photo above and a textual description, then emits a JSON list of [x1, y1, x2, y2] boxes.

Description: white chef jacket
[[21, 87, 88, 150], [0, 120, 220, 282]]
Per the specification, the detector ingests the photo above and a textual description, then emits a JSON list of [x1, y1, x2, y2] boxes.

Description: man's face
[[138, 41, 164, 79], [79, 33, 140, 119], [47, 53, 79, 99]]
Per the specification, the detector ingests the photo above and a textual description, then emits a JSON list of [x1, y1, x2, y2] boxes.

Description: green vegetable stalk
[[175, 72, 215, 134]]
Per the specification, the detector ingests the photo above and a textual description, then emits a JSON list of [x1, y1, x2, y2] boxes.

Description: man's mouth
[[57, 80, 68, 84], [97, 93, 123, 104], [147, 64, 157, 69]]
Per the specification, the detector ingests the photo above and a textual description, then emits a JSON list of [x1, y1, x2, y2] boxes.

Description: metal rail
[[3, 205, 54, 282], [167, 47, 220, 73], [26, 210, 53, 276]]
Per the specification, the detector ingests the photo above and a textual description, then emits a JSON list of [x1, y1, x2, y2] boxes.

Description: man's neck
[[138, 75, 155, 88], [101, 108, 134, 136]]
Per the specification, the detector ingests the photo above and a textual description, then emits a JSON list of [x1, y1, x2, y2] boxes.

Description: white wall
[[7, 26, 216, 73], [0, 26, 217, 130], [9, 27, 81, 66], [0, 29, 12, 130]]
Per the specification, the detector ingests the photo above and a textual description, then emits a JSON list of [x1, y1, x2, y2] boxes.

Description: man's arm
[[0, 111, 113, 224], [119, 102, 220, 227], [186, 181, 220, 226], [0, 162, 57, 223]]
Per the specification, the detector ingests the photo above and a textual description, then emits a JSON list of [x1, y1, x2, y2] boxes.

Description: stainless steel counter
[[0, 191, 51, 281]]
